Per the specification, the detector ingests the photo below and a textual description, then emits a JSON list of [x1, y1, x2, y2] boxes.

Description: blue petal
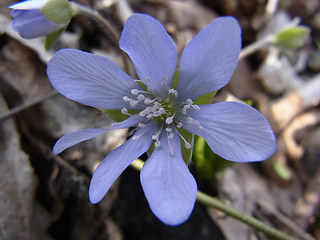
[[182, 102, 276, 162], [47, 49, 143, 110], [140, 129, 197, 225], [10, 9, 64, 39], [176, 17, 241, 101], [53, 114, 145, 154], [119, 14, 177, 98], [89, 121, 158, 203]]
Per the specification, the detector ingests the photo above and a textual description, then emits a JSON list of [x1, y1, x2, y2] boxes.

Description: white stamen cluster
[[121, 85, 202, 155]]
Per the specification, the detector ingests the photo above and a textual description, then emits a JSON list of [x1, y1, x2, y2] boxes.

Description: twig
[[0, 90, 58, 122], [73, 3, 131, 74], [74, 3, 120, 46]]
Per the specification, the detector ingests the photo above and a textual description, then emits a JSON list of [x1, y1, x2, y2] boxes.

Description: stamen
[[176, 128, 192, 149]]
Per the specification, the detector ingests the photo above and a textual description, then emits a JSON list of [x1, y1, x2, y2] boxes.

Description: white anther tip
[[185, 142, 191, 149], [121, 108, 128, 115], [131, 89, 139, 95], [166, 117, 173, 125], [155, 140, 161, 147]]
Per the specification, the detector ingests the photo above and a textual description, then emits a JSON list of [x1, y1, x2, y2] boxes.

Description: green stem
[[130, 159, 298, 240]]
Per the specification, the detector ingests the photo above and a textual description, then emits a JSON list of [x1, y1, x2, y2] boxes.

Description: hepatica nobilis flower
[[9, 0, 74, 39], [47, 14, 276, 225]]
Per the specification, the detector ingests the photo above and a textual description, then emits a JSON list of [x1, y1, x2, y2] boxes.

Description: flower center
[[121, 83, 202, 155]]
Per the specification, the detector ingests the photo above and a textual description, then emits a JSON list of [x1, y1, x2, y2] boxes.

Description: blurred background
[[0, 0, 319, 239]]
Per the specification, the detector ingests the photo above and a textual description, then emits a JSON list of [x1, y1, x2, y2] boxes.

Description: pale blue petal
[[10, 9, 64, 39], [182, 102, 276, 162], [53, 114, 145, 154], [53, 129, 109, 155], [176, 17, 241, 101], [9, 0, 47, 9], [119, 14, 177, 98], [89, 122, 158, 203], [47, 49, 142, 110], [140, 129, 197, 225]]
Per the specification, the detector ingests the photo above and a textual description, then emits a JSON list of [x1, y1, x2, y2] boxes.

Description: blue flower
[[47, 14, 276, 225], [9, 0, 69, 39]]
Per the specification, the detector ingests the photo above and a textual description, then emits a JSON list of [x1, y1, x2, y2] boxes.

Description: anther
[[183, 105, 190, 110], [193, 120, 202, 130], [144, 98, 153, 105], [192, 105, 200, 110], [187, 117, 193, 123], [154, 102, 161, 108], [155, 140, 161, 147], [168, 132, 174, 139], [153, 111, 161, 117], [165, 127, 172, 132], [129, 100, 138, 107], [185, 98, 193, 105], [123, 96, 130, 102], [131, 89, 139, 95], [137, 94, 145, 101], [166, 116, 174, 124], [128, 129, 135, 136], [170, 148, 174, 156], [185, 142, 191, 149], [121, 108, 128, 115], [158, 108, 166, 114], [168, 89, 178, 97]]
